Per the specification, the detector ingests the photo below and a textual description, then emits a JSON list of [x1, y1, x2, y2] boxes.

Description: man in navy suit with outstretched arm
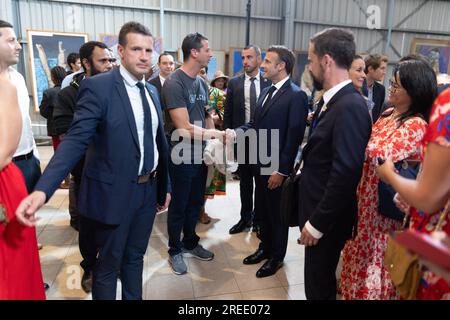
[[15, 21, 171, 300]]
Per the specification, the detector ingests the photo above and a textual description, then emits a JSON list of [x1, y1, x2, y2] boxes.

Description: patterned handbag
[[385, 200, 449, 300]]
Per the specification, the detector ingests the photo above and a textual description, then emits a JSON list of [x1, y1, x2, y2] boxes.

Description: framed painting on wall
[[99, 33, 119, 64], [411, 37, 450, 74], [27, 30, 88, 110], [206, 50, 226, 79]]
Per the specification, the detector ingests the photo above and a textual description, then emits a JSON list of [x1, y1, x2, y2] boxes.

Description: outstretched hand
[[15, 191, 46, 227]]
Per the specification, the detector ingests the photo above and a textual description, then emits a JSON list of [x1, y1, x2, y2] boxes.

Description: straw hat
[[210, 70, 229, 87]]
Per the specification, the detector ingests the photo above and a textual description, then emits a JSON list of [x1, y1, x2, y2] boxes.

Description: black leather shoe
[[256, 258, 283, 278], [252, 225, 261, 239], [81, 271, 92, 293], [229, 219, 252, 234], [243, 249, 269, 265]]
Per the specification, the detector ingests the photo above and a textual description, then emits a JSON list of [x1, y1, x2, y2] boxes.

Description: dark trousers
[[89, 180, 157, 300], [254, 173, 288, 261], [69, 176, 79, 224], [167, 162, 207, 256], [237, 163, 259, 224], [304, 230, 347, 300], [12, 155, 41, 193]]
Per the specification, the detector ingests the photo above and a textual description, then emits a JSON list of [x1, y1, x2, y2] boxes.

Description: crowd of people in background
[[0, 18, 448, 300]]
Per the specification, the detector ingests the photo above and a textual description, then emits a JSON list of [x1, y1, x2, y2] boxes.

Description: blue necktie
[[136, 82, 154, 175]]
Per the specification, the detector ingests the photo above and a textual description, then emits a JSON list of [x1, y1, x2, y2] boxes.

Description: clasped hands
[[204, 128, 236, 145]]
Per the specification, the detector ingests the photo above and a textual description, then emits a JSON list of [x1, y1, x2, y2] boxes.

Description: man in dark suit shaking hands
[[224, 45, 271, 236], [16, 21, 171, 300], [228, 46, 308, 278], [298, 28, 372, 299]]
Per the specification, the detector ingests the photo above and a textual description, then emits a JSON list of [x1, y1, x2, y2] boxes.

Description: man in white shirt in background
[[0, 20, 41, 193]]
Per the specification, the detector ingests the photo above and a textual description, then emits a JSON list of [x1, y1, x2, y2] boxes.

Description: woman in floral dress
[[339, 59, 437, 299], [377, 87, 450, 300]]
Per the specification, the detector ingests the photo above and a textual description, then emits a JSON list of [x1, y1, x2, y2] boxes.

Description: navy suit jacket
[[224, 73, 271, 129], [298, 83, 372, 240], [362, 79, 386, 123], [35, 68, 170, 225], [237, 79, 308, 176]]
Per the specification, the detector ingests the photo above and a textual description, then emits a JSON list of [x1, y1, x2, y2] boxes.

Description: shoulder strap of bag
[[436, 198, 450, 232]]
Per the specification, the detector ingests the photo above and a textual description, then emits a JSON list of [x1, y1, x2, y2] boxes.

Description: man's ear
[[82, 58, 90, 72], [117, 44, 125, 60], [322, 54, 333, 67]]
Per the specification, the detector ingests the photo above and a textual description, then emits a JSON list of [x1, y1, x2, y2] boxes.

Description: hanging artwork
[[411, 37, 450, 74], [27, 30, 88, 110]]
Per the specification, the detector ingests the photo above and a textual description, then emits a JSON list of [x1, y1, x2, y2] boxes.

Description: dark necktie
[[136, 82, 154, 175], [249, 77, 257, 120], [262, 85, 277, 109], [311, 97, 325, 129]]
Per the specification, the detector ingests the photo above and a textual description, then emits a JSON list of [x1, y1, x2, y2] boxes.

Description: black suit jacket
[[224, 73, 271, 129], [298, 83, 372, 240], [39, 86, 61, 136], [238, 79, 308, 176], [362, 79, 386, 123], [149, 76, 163, 98]]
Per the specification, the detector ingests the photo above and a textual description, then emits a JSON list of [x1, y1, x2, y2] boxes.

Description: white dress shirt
[[9, 67, 39, 159], [244, 72, 261, 123], [120, 65, 159, 174], [61, 69, 83, 89], [159, 74, 166, 87], [305, 79, 352, 240], [261, 76, 290, 106]]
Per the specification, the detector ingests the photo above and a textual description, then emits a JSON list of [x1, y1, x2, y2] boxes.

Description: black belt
[[12, 150, 33, 162], [137, 171, 157, 184]]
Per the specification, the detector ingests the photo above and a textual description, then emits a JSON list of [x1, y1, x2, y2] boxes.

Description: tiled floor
[[36, 146, 306, 300]]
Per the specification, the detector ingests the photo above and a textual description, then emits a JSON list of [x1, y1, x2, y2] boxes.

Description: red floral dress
[[340, 109, 427, 300], [410, 88, 450, 300], [0, 163, 45, 300]]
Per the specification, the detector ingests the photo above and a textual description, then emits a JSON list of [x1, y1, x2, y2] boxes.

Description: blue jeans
[[13, 155, 42, 193], [167, 162, 207, 256]]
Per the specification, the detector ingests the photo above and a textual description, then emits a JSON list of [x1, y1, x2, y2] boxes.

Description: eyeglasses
[[388, 79, 403, 92]]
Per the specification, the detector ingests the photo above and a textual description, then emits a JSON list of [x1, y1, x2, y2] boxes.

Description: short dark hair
[[182, 32, 208, 61], [66, 52, 80, 70], [79, 41, 108, 70], [0, 20, 13, 36], [118, 21, 152, 47], [158, 51, 173, 64], [267, 45, 295, 75], [364, 53, 388, 74], [399, 53, 429, 64], [50, 66, 67, 86], [391, 59, 437, 123], [310, 28, 355, 70], [243, 45, 261, 57]]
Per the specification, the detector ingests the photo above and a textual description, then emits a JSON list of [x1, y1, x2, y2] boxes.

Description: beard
[[90, 65, 103, 77], [244, 65, 257, 74], [309, 69, 324, 91]]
